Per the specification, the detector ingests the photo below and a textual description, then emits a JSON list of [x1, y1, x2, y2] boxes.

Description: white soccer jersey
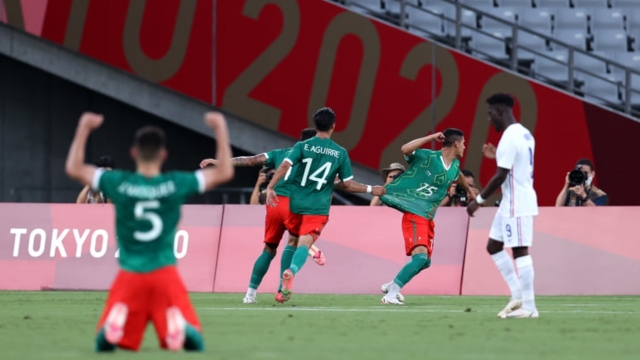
[[496, 123, 538, 217]]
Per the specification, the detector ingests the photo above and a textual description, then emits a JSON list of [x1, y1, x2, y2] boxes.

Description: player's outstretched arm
[[334, 180, 385, 196], [199, 154, 268, 168], [65, 112, 103, 186], [466, 167, 509, 216], [200, 112, 234, 191], [401, 132, 445, 156], [265, 161, 292, 206]]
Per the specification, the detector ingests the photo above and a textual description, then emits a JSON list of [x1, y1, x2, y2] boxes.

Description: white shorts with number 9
[[489, 213, 534, 248]]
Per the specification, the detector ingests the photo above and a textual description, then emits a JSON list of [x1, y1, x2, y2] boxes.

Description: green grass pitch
[[0, 292, 638, 359]]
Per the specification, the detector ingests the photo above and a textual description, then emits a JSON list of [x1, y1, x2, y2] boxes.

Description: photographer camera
[[441, 169, 480, 207], [251, 167, 275, 205], [555, 158, 608, 207]]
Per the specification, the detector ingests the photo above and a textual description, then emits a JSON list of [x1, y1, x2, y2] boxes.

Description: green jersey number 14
[[300, 158, 332, 190]]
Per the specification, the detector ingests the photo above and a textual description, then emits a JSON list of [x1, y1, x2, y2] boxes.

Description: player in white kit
[[466, 93, 539, 319]]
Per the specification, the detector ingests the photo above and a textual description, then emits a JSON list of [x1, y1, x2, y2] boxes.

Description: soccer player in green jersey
[[379, 129, 471, 304], [199, 128, 327, 304], [65, 111, 234, 352], [265, 107, 386, 302]]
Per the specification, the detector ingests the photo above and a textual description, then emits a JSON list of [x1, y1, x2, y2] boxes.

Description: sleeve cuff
[[91, 168, 104, 191], [284, 158, 294, 165], [342, 175, 354, 182], [195, 170, 206, 194], [262, 152, 269, 159]]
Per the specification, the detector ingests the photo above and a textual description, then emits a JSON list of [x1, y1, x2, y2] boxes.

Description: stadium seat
[[573, 51, 610, 76], [553, 8, 590, 31], [571, 0, 609, 7], [498, 0, 535, 7], [534, 0, 571, 8], [408, 6, 446, 36], [627, 10, 640, 34], [520, 8, 554, 35], [583, 74, 622, 104], [609, 0, 637, 9], [533, 51, 570, 81], [589, 10, 626, 33], [552, 29, 590, 51], [479, 8, 519, 33], [471, 30, 511, 60], [441, 7, 478, 37], [460, 0, 497, 10], [593, 30, 628, 51], [610, 53, 640, 105]]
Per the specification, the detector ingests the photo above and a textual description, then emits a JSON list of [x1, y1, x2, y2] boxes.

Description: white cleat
[[504, 308, 539, 319], [243, 296, 257, 304], [165, 306, 187, 351], [380, 282, 405, 303], [381, 295, 404, 305], [497, 298, 523, 318], [104, 302, 128, 345]]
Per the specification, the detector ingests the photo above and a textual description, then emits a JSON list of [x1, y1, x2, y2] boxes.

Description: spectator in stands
[[251, 167, 275, 205], [441, 169, 480, 207], [555, 158, 608, 206], [370, 163, 406, 206], [76, 156, 115, 203]]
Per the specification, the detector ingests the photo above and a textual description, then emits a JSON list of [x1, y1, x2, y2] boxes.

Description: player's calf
[[102, 302, 128, 347], [166, 307, 186, 351]]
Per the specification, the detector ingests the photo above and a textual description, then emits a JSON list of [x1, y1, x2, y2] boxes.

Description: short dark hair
[[300, 128, 317, 141], [442, 128, 464, 147], [576, 158, 594, 171], [461, 169, 474, 178], [313, 107, 336, 132], [95, 156, 115, 169], [486, 93, 515, 108], [133, 126, 166, 161]]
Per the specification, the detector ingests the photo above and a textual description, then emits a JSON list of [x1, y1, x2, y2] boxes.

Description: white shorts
[[489, 213, 534, 248]]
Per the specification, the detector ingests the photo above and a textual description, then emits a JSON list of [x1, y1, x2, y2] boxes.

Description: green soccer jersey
[[381, 149, 460, 220], [285, 136, 353, 215], [263, 148, 294, 197], [94, 169, 205, 273]]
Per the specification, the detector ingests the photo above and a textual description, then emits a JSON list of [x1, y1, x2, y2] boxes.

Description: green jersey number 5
[[300, 158, 332, 190], [134, 200, 163, 242]]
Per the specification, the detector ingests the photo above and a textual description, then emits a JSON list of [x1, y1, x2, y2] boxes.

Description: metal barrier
[[335, 0, 640, 118]]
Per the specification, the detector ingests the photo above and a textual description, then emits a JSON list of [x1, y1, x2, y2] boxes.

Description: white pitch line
[[200, 307, 639, 314]]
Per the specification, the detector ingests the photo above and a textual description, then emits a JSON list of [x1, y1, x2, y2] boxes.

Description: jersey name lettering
[[117, 181, 176, 199], [304, 144, 340, 158]]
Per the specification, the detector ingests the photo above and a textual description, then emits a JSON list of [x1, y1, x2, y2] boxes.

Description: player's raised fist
[[79, 112, 103, 130], [199, 158, 218, 168], [204, 112, 227, 130], [482, 143, 496, 159], [371, 185, 386, 196], [434, 132, 445, 142]]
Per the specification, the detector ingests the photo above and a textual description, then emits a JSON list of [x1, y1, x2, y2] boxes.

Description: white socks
[[386, 282, 401, 297], [516, 255, 536, 311], [246, 287, 257, 298], [491, 250, 523, 301]]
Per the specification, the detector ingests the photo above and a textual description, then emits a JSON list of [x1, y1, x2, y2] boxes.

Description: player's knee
[[486, 239, 503, 255], [264, 243, 278, 254], [420, 257, 431, 270]]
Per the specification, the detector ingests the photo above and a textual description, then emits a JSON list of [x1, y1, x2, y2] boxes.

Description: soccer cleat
[[243, 295, 257, 304], [308, 245, 326, 266], [104, 302, 128, 345], [503, 308, 539, 319], [380, 282, 405, 303], [381, 295, 404, 305], [165, 306, 187, 351], [281, 269, 295, 301], [275, 292, 286, 304], [497, 298, 523, 318]]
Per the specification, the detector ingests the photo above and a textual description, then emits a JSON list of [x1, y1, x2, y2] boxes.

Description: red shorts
[[286, 213, 328, 242], [96, 266, 201, 351], [402, 212, 435, 257], [264, 196, 292, 245]]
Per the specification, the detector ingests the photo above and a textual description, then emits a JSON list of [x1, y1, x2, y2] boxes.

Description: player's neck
[[316, 131, 331, 139], [440, 149, 456, 166], [136, 162, 161, 178]]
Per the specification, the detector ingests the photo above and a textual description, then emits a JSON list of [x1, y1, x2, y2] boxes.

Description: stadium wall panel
[[461, 207, 640, 296]]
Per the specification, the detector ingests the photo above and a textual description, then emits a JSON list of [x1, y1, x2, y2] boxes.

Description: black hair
[[486, 93, 515, 108], [133, 126, 166, 161], [461, 169, 474, 178], [576, 158, 594, 171], [300, 128, 317, 141], [442, 128, 464, 147], [313, 107, 336, 132], [95, 156, 116, 169]]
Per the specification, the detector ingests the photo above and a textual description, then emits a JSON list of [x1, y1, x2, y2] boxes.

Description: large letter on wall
[[379, 44, 458, 169], [308, 11, 380, 151], [123, 0, 197, 82]]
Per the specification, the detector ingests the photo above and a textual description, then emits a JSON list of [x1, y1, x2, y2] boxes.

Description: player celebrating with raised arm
[[379, 129, 470, 305], [66, 111, 234, 352], [199, 128, 327, 304], [265, 107, 385, 302], [466, 93, 539, 319]]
